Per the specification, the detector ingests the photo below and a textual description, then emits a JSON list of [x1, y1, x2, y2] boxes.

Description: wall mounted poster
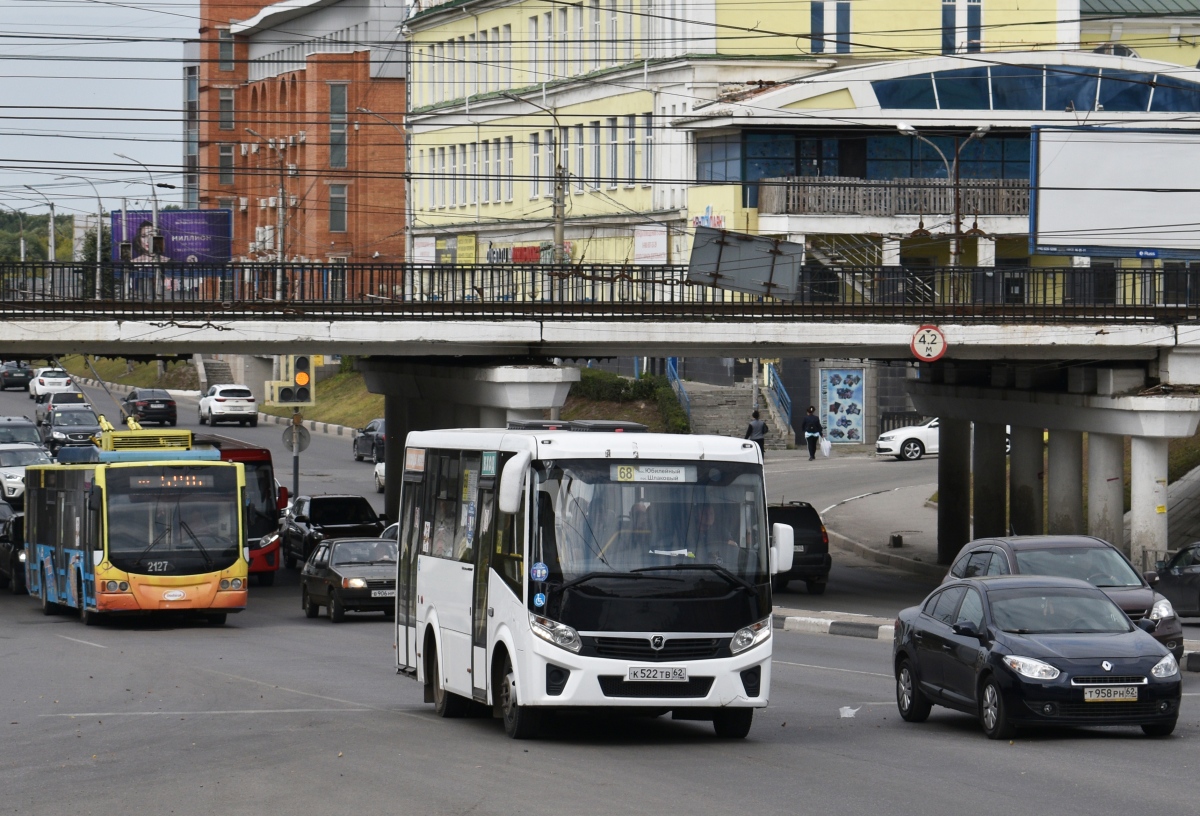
[[819, 368, 865, 443]]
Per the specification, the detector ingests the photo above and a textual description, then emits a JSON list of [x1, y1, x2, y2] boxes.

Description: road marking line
[[56, 635, 106, 648], [195, 667, 430, 721], [774, 660, 892, 678], [820, 483, 938, 515], [43, 708, 375, 718]]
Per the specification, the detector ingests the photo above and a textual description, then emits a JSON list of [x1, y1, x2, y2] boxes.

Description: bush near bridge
[[563, 368, 690, 434]]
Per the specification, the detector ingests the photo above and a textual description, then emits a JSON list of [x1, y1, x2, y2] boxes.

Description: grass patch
[[259, 370, 384, 430], [564, 368, 690, 433], [60, 354, 199, 390]]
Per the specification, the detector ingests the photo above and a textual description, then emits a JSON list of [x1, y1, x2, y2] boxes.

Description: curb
[[773, 612, 894, 641], [75, 376, 199, 399], [826, 529, 946, 578]]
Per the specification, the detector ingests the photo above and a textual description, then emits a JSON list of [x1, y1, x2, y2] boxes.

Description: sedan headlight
[[51, 431, 66, 440], [1152, 654, 1179, 679], [1003, 655, 1061, 680], [342, 577, 367, 589], [877, 434, 894, 442], [17, 550, 26, 563], [529, 612, 582, 653], [730, 618, 773, 655], [1150, 598, 1176, 621]]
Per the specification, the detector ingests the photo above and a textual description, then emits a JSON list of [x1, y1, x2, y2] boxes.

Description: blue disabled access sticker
[[533, 592, 547, 608], [530, 562, 549, 582]]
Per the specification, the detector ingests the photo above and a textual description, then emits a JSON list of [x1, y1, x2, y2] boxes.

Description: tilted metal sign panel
[[686, 227, 804, 298]]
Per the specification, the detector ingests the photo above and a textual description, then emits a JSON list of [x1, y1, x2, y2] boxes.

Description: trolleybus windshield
[[532, 459, 769, 590], [105, 465, 240, 576]]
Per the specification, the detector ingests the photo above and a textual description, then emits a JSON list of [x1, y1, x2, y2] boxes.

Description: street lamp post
[[0, 204, 26, 263], [55, 175, 104, 299], [246, 128, 287, 301], [23, 186, 54, 262], [502, 92, 566, 265], [896, 123, 990, 268]]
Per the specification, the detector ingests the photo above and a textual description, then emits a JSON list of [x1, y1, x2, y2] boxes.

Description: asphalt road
[[2, 383, 1199, 814], [0, 575, 1194, 816]]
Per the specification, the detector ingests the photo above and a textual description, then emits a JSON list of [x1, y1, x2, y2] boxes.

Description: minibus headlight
[[529, 613, 582, 653], [730, 618, 772, 655]]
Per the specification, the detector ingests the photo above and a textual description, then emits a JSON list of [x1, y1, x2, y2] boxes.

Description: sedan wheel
[[353, 442, 363, 462], [900, 439, 925, 461], [302, 587, 319, 618], [896, 659, 931, 722], [979, 678, 1015, 739], [328, 590, 346, 622], [198, 408, 207, 425], [376, 474, 384, 494]]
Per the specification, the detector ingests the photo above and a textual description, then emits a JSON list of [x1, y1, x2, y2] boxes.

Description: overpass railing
[[0, 262, 1197, 323], [764, 363, 792, 429]]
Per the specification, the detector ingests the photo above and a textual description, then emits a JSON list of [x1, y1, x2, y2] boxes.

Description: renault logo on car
[[651, 635, 665, 651], [1101, 661, 1113, 672]]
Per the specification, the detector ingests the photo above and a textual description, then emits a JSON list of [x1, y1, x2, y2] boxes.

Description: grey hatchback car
[[946, 535, 1185, 659]]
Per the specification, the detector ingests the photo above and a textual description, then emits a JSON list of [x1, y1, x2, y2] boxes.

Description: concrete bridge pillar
[[1087, 432, 1125, 550], [383, 393, 408, 524], [1047, 429, 1084, 534], [1130, 436, 1169, 571], [972, 421, 1007, 538], [1009, 425, 1044, 536], [938, 417, 972, 564]]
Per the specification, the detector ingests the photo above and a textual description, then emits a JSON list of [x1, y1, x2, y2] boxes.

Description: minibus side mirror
[[771, 523, 794, 575], [498, 451, 531, 515]]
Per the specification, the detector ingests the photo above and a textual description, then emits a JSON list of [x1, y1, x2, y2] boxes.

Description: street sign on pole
[[282, 424, 310, 452]]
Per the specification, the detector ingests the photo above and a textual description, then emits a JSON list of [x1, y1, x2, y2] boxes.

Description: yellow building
[[405, 0, 1200, 273], [1081, 0, 1200, 67]]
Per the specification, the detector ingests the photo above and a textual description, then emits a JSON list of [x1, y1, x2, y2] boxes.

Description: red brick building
[[189, 0, 408, 264]]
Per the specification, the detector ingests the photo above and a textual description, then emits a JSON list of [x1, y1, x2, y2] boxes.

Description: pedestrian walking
[[799, 405, 824, 460], [744, 410, 768, 455]]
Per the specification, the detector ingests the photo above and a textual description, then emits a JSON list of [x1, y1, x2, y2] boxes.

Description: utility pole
[[247, 128, 287, 300], [54, 175, 104, 299], [502, 93, 566, 264], [23, 186, 54, 262]]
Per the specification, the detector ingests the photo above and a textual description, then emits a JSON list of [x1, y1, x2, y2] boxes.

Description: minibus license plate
[[627, 666, 687, 682], [1084, 686, 1138, 702], [371, 589, 396, 598]]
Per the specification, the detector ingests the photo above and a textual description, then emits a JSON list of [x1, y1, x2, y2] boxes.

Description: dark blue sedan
[[894, 575, 1182, 739]]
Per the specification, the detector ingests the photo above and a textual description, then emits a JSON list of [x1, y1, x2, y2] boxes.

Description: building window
[[590, 0, 601, 71], [695, 135, 742, 182], [467, 34, 476, 96], [438, 147, 446, 208], [450, 145, 458, 206], [530, 132, 540, 198], [219, 29, 234, 71], [967, 0, 982, 52], [505, 136, 515, 200], [479, 32, 489, 93], [482, 143, 490, 203], [493, 139, 502, 202], [543, 13, 553, 82], [810, 1, 824, 54], [607, 117, 618, 187], [459, 143, 468, 204], [608, 0, 618, 64], [218, 144, 234, 185], [502, 25, 512, 88], [470, 142, 478, 204], [218, 89, 234, 130], [574, 124, 584, 192], [528, 16, 539, 83], [622, 0, 633, 61], [573, 5, 584, 75], [329, 184, 347, 232], [642, 113, 653, 185], [329, 84, 347, 169], [941, 1, 955, 54], [835, 2, 850, 53], [557, 8, 569, 78], [590, 121, 601, 187], [417, 150, 425, 208], [625, 115, 636, 185], [560, 126, 570, 188], [544, 129, 555, 197]]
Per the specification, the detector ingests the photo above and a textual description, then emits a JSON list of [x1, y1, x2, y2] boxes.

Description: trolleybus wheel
[[206, 613, 227, 626], [78, 577, 99, 626], [499, 656, 541, 739], [40, 569, 57, 616], [712, 708, 753, 739]]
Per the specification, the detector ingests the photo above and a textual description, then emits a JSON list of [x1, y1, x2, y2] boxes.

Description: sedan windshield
[[0, 427, 40, 444], [989, 587, 1132, 634], [532, 459, 769, 586], [52, 411, 98, 427], [0, 449, 50, 467], [1015, 547, 1142, 588], [331, 539, 398, 566]]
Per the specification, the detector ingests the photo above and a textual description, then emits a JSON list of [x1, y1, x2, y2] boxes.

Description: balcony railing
[[757, 176, 1029, 217]]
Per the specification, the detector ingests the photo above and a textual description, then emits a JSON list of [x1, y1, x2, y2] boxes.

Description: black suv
[[767, 500, 832, 595], [0, 417, 45, 448], [352, 419, 385, 463], [41, 406, 102, 455], [280, 494, 386, 568], [0, 510, 24, 594], [0, 362, 32, 391]]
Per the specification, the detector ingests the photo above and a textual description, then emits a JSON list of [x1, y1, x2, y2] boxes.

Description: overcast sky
[[0, 0, 195, 221]]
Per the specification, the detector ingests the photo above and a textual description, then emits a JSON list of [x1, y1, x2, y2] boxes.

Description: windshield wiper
[[132, 526, 171, 566], [557, 571, 681, 592], [632, 563, 756, 591], [178, 519, 215, 570]]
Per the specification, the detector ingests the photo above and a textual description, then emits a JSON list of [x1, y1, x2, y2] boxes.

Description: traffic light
[[265, 355, 316, 406]]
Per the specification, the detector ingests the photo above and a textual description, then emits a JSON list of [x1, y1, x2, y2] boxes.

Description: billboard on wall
[[819, 368, 865, 443], [1032, 127, 1200, 258], [111, 209, 232, 263]]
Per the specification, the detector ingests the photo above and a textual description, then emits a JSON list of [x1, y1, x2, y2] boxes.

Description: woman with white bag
[[799, 406, 825, 461]]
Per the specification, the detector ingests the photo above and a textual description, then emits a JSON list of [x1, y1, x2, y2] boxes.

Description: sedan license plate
[[793, 545, 805, 553], [1084, 686, 1139, 702], [627, 666, 687, 682], [370, 589, 395, 598], [150, 403, 165, 408]]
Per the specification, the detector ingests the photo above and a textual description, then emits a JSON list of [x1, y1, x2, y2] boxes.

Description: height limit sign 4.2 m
[[910, 325, 947, 362]]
